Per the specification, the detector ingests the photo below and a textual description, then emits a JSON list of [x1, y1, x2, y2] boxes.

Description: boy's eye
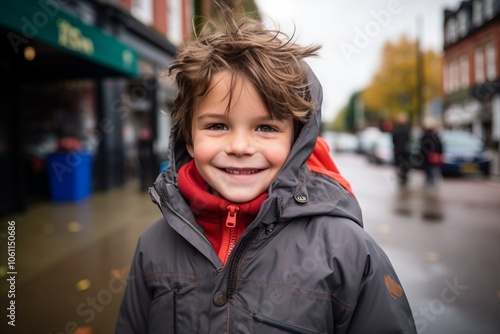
[[256, 125, 278, 133], [206, 123, 228, 131]]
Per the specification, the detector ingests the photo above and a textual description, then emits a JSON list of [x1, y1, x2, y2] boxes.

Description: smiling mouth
[[223, 168, 261, 175]]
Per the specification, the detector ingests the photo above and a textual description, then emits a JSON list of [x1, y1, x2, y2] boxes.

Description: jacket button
[[294, 194, 307, 203], [213, 291, 227, 306]]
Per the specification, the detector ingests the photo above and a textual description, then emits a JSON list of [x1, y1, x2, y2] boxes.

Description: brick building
[[443, 0, 500, 148]]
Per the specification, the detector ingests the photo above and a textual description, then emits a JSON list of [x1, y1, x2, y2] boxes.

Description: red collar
[[178, 160, 267, 263], [306, 137, 355, 197]]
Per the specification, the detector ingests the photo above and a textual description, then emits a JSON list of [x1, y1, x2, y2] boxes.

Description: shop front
[[0, 0, 176, 216], [444, 82, 500, 150]]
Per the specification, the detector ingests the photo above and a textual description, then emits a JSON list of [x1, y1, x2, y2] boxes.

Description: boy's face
[[187, 71, 294, 203]]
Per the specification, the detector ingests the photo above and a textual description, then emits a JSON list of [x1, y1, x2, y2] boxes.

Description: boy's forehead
[[198, 71, 261, 107], [209, 70, 246, 91]]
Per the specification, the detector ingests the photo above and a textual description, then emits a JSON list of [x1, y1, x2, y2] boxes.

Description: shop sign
[[57, 19, 94, 56], [1, 0, 138, 77]]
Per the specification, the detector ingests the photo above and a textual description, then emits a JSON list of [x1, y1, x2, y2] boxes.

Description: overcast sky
[[254, 0, 463, 122]]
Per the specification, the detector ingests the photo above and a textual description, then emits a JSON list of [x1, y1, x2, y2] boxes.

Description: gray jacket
[[116, 68, 417, 334]]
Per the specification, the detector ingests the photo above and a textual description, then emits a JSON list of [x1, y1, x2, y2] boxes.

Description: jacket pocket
[[252, 312, 321, 334], [149, 286, 182, 333]]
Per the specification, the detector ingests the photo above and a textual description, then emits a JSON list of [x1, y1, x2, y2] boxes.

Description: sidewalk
[[0, 180, 162, 333]]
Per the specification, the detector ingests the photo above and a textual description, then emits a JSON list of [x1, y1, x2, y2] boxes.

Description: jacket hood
[[151, 64, 363, 231], [268, 65, 362, 227]]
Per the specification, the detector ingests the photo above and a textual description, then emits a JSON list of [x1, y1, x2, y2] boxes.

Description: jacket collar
[[177, 159, 267, 224]]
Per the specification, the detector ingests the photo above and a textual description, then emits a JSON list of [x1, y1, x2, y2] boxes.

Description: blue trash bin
[[159, 160, 169, 172], [46, 151, 93, 202]]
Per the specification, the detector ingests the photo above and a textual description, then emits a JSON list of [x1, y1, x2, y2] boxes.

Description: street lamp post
[[416, 16, 424, 127]]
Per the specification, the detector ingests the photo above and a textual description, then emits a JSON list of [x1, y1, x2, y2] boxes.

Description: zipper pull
[[225, 205, 239, 228]]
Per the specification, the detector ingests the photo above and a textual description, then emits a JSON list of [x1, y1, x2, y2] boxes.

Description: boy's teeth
[[225, 169, 258, 175]]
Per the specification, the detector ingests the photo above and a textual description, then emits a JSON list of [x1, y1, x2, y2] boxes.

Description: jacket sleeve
[[345, 236, 417, 334], [115, 237, 151, 334]]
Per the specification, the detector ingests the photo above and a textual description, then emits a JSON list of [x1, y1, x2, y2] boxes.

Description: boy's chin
[[213, 188, 262, 203]]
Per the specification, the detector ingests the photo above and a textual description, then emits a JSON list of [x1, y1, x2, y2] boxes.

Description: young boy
[[116, 9, 416, 334]]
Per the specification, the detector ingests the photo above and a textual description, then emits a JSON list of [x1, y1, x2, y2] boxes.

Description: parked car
[[410, 130, 491, 176], [367, 132, 394, 164], [336, 132, 360, 153], [319, 131, 336, 153], [333, 132, 359, 153], [440, 130, 491, 176], [357, 127, 382, 154], [320, 131, 359, 153]]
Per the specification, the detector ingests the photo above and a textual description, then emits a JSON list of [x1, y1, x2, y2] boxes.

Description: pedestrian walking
[[420, 117, 443, 186], [116, 6, 416, 334], [392, 112, 411, 185]]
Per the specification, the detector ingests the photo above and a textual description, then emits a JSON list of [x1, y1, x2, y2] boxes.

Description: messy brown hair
[[168, 7, 321, 145]]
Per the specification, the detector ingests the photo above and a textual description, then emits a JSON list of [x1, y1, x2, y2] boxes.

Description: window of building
[[473, 0, 484, 27], [446, 18, 457, 44], [449, 59, 460, 92], [458, 10, 468, 37], [475, 46, 485, 84], [443, 62, 450, 94], [460, 54, 469, 88], [448, 60, 454, 92], [167, 0, 182, 45], [485, 0, 495, 19], [486, 42, 497, 81], [131, 0, 153, 25]]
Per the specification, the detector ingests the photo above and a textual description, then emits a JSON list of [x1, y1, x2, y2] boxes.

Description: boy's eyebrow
[[196, 112, 286, 123], [195, 113, 227, 121]]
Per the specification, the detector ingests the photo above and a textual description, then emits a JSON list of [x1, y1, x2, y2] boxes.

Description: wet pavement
[[336, 153, 500, 334], [1, 154, 500, 333], [0, 181, 161, 334]]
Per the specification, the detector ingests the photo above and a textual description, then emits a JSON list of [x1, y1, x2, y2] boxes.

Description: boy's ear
[[186, 144, 194, 158]]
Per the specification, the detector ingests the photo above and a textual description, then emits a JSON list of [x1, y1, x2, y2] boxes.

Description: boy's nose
[[225, 131, 256, 156]]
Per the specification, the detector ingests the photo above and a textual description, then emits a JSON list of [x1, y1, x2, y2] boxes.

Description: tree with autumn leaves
[[363, 35, 442, 125], [332, 35, 442, 131]]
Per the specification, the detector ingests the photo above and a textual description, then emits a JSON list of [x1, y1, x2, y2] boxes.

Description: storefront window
[[21, 80, 96, 158]]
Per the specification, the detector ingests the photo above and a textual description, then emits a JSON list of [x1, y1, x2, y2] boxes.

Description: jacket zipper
[[253, 313, 319, 334], [226, 227, 259, 299], [219, 205, 240, 264]]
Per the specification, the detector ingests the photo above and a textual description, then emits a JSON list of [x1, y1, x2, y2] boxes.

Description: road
[[333, 152, 500, 334]]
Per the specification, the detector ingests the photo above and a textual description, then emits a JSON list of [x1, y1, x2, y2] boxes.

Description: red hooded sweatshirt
[[178, 136, 354, 264]]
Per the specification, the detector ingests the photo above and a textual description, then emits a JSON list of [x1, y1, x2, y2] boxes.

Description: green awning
[[1, 0, 139, 77]]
